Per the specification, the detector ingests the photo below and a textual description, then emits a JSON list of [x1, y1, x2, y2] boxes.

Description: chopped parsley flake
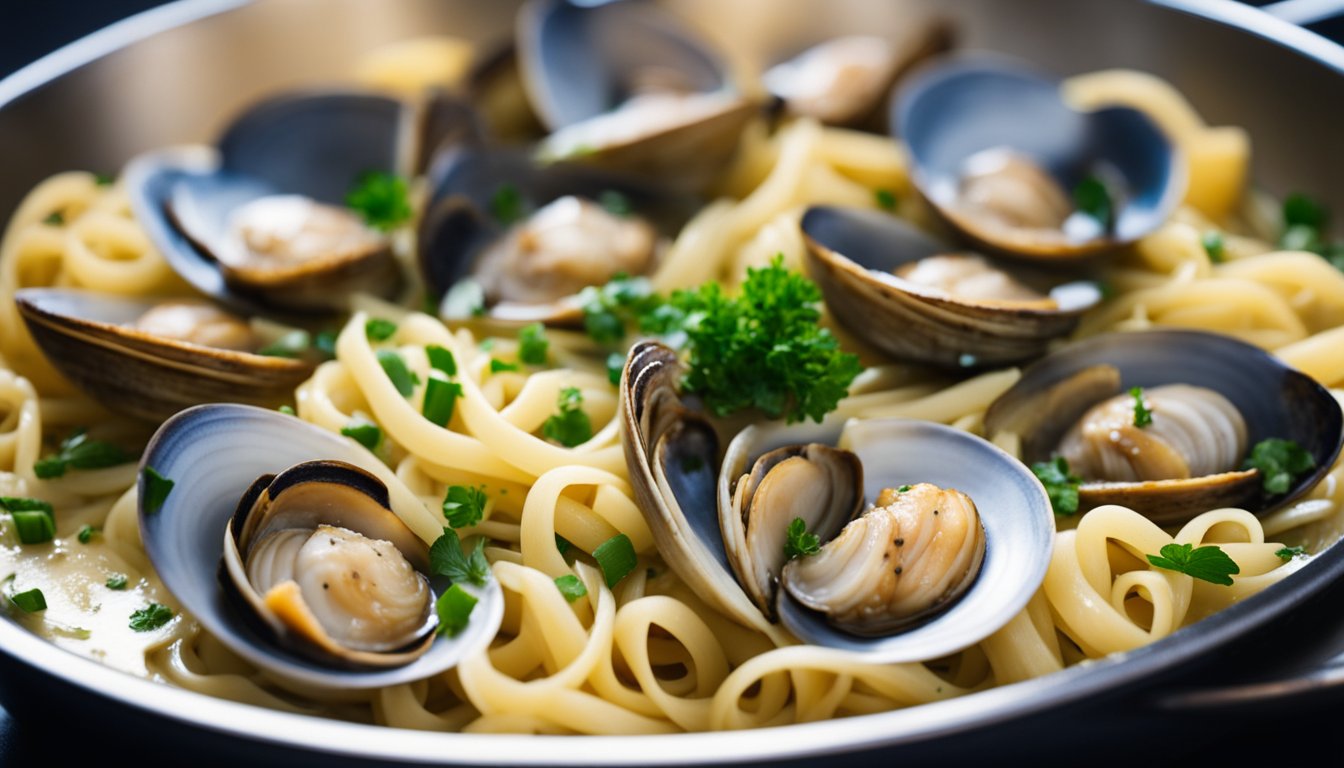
[[1032, 456, 1081, 516], [422, 375, 462, 427], [489, 358, 519, 374], [1073, 174, 1114, 231], [105, 574, 128, 590], [518, 323, 549, 365], [129, 603, 174, 632], [1275, 545, 1307, 560], [1242, 438, 1315, 495], [346, 172, 412, 231], [542, 387, 592, 447], [435, 583, 478, 636], [365, 318, 398, 341], [427, 345, 457, 376], [142, 466, 174, 514], [442, 485, 488, 529], [784, 517, 821, 560], [1146, 542, 1240, 586], [490, 183, 526, 225], [341, 415, 383, 452], [77, 524, 98, 544], [1202, 230, 1226, 263], [874, 188, 897, 211], [376, 349, 419, 397], [1130, 386, 1153, 428], [555, 574, 588, 602]]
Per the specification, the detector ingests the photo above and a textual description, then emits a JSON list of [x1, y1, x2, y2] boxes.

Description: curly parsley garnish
[[1146, 543, 1240, 586], [1130, 386, 1153, 428], [346, 172, 412, 231], [784, 517, 821, 560], [1242, 438, 1315, 495], [1031, 456, 1081, 516]]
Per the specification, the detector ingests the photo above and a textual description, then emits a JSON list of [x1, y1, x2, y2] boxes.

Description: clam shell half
[[139, 404, 503, 690]]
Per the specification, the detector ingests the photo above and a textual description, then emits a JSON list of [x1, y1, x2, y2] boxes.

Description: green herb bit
[[423, 375, 462, 427], [491, 183, 526, 225], [593, 533, 637, 588], [257, 329, 310, 359], [430, 529, 491, 586], [1130, 386, 1153, 428], [105, 574, 128, 590], [897, 485, 912, 493], [1275, 545, 1307, 561], [9, 587, 46, 614], [518, 323, 549, 365], [599, 189, 632, 217], [784, 517, 821, 560], [11, 510, 55, 545], [33, 428, 129, 479], [606, 352, 625, 386], [77, 524, 98, 544], [542, 387, 593, 448], [874, 188, 897, 212], [129, 602, 174, 632], [377, 349, 419, 397], [278, 404, 296, 416], [313, 330, 338, 359], [142, 466, 175, 514], [674, 255, 863, 424], [555, 574, 588, 602], [94, 173, 114, 186], [435, 584, 478, 636], [490, 358, 520, 374], [1073, 174, 1114, 231], [346, 172, 412, 231], [0, 497, 53, 515], [341, 416, 383, 452], [442, 485, 488, 529], [1242, 438, 1315, 495], [44, 211, 64, 226], [1284, 193, 1326, 230], [1146, 542, 1240, 586], [426, 344, 457, 376], [1031, 456, 1081, 516], [1202, 230, 1226, 263], [365, 318, 398, 342], [579, 275, 661, 345], [555, 534, 572, 555], [1281, 224, 1324, 253]]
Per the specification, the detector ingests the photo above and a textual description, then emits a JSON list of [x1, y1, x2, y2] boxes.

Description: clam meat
[[222, 460, 438, 667], [474, 195, 659, 306], [893, 253, 1054, 305], [1059, 384, 1247, 483], [782, 483, 985, 636], [131, 300, 256, 351]]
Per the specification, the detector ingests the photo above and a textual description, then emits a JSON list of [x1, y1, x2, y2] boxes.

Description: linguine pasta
[[1, 68, 1342, 735]]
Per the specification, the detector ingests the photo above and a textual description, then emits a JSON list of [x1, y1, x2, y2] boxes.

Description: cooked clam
[[621, 340, 1054, 661], [763, 23, 952, 129], [782, 483, 985, 636], [419, 147, 699, 322], [894, 54, 1184, 260], [223, 461, 436, 667], [984, 330, 1344, 524], [518, 0, 754, 188], [139, 404, 503, 689], [14, 289, 312, 421], [800, 205, 1101, 368], [126, 91, 474, 314]]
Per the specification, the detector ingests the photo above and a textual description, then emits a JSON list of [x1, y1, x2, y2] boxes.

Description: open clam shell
[[984, 330, 1344, 525], [620, 341, 1054, 660], [895, 54, 1184, 261], [14, 288, 312, 421], [720, 417, 1053, 661], [139, 404, 503, 690], [801, 205, 1101, 368], [517, 0, 754, 188], [419, 146, 700, 323], [126, 91, 476, 315]]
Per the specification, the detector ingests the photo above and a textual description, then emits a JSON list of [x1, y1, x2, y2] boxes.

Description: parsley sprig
[[442, 485, 488, 529], [1146, 543, 1240, 586], [1130, 386, 1153, 428], [543, 387, 593, 447], [430, 529, 491, 586]]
